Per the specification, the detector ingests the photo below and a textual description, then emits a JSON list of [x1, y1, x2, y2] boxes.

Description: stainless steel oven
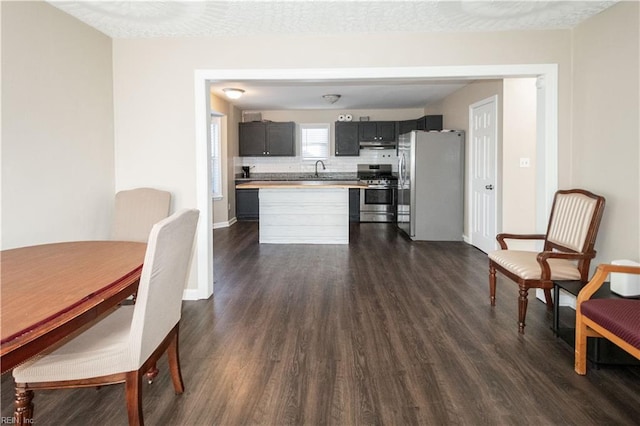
[[358, 164, 397, 223]]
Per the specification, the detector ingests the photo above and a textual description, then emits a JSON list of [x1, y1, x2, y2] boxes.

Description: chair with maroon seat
[[488, 189, 606, 333], [575, 263, 640, 374]]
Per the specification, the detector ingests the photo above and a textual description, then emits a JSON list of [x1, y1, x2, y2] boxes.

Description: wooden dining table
[[1, 241, 147, 374]]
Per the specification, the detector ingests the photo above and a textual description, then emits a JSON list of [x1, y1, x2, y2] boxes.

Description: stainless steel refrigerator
[[397, 131, 465, 241]]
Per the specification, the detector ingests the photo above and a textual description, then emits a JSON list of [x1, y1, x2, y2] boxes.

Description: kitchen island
[[235, 180, 365, 244]]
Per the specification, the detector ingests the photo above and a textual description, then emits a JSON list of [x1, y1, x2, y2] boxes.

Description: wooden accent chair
[[13, 209, 199, 426], [575, 264, 640, 374], [111, 188, 171, 243], [488, 189, 606, 333]]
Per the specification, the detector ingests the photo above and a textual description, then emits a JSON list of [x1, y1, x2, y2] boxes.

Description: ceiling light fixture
[[322, 94, 341, 104], [223, 88, 245, 99]]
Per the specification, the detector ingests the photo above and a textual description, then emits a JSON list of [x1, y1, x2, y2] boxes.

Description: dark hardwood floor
[[2, 222, 639, 425]]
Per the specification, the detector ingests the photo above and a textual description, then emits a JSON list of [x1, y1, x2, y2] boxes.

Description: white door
[[469, 96, 498, 253]]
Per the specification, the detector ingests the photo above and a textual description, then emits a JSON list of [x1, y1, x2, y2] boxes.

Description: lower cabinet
[[349, 188, 360, 222], [237, 187, 359, 222], [236, 188, 259, 220]]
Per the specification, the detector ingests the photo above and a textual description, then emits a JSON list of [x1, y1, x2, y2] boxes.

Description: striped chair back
[[546, 190, 605, 253]]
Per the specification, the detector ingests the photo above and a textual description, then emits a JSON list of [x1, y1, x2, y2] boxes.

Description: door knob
[[485, 184, 494, 190]]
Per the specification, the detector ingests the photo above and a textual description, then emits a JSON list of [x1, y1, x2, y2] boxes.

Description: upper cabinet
[[398, 115, 444, 136], [416, 115, 443, 131], [239, 122, 295, 157], [398, 119, 418, 135], [358, 121, 397, 142], [335, 122, 360, 156]]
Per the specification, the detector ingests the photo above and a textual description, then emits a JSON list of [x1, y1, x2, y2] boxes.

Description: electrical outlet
[[519, 157, 530, 168]]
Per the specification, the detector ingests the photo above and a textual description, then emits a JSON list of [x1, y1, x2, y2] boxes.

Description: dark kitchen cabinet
[[266, 122, 295, 156], [398, 115, 443, 136], [359, 121, 396, 142], [349, 188, 360, 222], [335, 122, 360, 156], [416, 115, 443, 131], [398, 119, 418, 135], [238, 122, 265, 156], [236, 188, 259, 220], [239, 121, 295, 157]]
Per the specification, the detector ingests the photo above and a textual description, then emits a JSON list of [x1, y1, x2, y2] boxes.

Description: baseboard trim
[[182, 287, 211, 300], [213, 217, 237, 229]]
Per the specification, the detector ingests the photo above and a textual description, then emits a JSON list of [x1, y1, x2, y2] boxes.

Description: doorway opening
[[192, 65, 559, 299]]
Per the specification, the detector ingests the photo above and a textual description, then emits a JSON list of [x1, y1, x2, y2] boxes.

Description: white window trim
[[210, 115, 223, 200]]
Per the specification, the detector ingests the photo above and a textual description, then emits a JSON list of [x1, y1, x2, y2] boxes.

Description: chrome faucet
[[314, 160, 326, 177]]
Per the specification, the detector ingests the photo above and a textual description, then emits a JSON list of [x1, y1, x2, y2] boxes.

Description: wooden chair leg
[[125, 371, 144, 426], [543, 288, 554, 310], [575, 313, 588, 375], [167, 328, 185, 394], [489, 263, 497, 306], [145, 364, 159, 384], [518, 287, 529, 333], [14, 386, 34, 426]]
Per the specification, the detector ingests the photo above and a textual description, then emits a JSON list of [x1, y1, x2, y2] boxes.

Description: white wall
[[1, 2, 114, 249], [112, 29, 574, 291], [502, 78, 537, 248], [572, 1, 640, 264]]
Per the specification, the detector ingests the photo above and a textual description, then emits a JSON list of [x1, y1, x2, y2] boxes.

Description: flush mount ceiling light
[[322, 94, 341, 104], [223, 88, 245, 99]]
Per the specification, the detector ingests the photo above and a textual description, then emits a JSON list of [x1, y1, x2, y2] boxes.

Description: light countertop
[[236, 181, 366, 189], [235, 172, 359, 182]]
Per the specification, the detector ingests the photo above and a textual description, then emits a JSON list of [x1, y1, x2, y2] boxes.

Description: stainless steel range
[[357, 164, 398, 223]]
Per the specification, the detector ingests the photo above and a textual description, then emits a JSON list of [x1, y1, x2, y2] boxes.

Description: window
[[300, 123, 330, 160], [210, 116, 222, 199]]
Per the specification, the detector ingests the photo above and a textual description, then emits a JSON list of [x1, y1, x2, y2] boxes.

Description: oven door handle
[[367, 185, 392, 189]]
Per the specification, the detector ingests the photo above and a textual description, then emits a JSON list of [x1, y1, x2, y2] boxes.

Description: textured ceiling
[[208, 79, 473, 110], [50, 1, 618, 39], [48, 1, 619, 110]]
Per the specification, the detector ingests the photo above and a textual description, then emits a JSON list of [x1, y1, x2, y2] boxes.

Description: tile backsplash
[[235, 150, 398, 175]]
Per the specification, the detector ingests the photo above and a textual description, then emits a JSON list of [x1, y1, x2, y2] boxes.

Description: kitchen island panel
[[259, 188, 349, 244]]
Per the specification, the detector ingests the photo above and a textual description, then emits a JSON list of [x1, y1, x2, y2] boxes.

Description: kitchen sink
[[296, 174, 337, 180]]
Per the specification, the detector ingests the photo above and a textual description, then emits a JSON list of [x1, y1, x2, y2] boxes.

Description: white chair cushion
[[489, 250, 581, 280], [13, 306, 136, 383]]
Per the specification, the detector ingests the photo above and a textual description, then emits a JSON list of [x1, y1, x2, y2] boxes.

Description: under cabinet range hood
[[359, 140, 397, 150]]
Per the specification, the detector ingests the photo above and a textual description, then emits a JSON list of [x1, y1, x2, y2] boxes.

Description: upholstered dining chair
[[111, 187, 171, 319], [111, 188, 171, 242], [13, 208, 199, 426], [488, 189, 606, 333]]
